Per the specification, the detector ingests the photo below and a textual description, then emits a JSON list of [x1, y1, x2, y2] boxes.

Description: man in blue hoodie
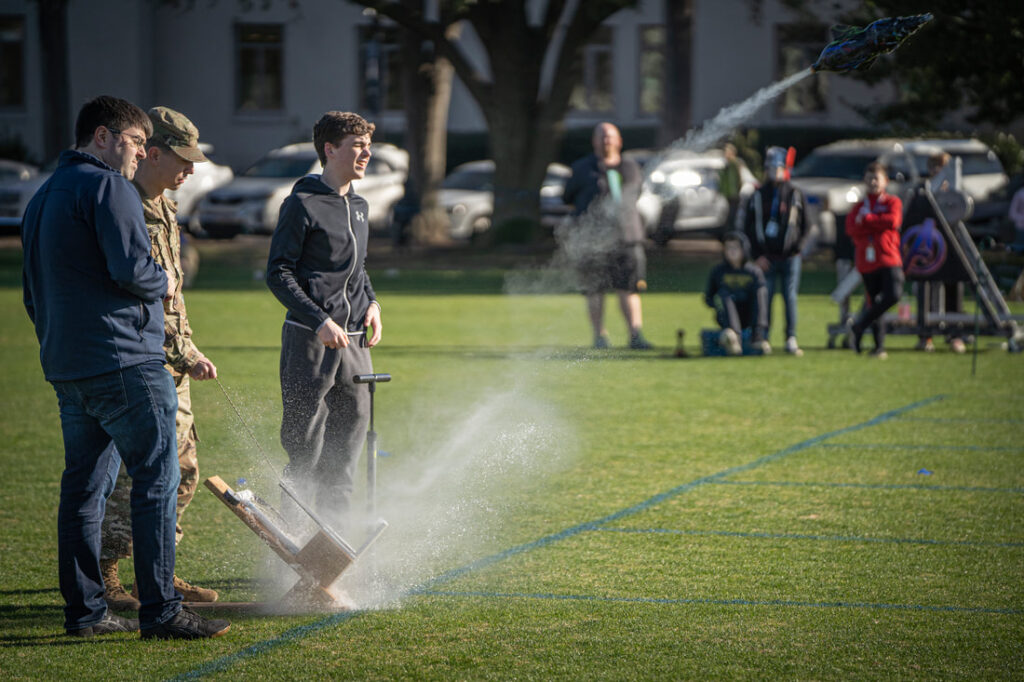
[[21, 95, 229, 640], [266, 111, 382, 525]]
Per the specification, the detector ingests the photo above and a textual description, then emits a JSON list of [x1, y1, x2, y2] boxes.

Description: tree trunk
[[37, 0, 71, 161], [397, 8, 457, 245], [659, 0, 693, 146]]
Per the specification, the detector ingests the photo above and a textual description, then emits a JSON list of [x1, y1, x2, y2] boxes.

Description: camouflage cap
[[147, 106, 208, 163]]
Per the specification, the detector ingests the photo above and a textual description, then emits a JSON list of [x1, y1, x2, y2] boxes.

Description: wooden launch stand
[[204, 475, 387, 611]]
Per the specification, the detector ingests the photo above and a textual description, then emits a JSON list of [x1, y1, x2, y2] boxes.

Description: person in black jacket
[[704, 231, 771, 355], [266, 111, 383, 522], [742, 146, 809, 356]]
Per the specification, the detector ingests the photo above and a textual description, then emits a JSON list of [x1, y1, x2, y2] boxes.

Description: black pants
[[854, 266, 905, 350], [714, 293, 767, 341], [279, 323, 373, 521]]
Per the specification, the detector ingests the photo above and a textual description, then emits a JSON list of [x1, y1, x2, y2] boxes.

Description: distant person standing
[[846, 162, 904, 358], [266, 111, 383, 523], [21, 95, 228, 640], [718, 143, 744, 230], [742, 146, 809, 355], [99, 106, 220, 610], [564, 122, 652, 350]]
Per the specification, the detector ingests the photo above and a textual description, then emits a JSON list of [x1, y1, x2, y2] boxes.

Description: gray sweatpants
[[279, 322, 372, 521]]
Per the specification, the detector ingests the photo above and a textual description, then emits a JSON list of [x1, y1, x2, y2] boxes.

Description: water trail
[[662, 68, 813, 156], [504, 67, 815, 295]]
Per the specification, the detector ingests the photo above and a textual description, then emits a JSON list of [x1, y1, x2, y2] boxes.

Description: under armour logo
[[356, 211, 365, 222]]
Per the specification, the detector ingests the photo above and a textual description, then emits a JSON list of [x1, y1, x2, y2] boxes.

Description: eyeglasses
[[106, 127, 147, 150]]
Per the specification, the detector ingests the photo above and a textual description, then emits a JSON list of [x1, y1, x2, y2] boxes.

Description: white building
[[0, 0, 920, 170]]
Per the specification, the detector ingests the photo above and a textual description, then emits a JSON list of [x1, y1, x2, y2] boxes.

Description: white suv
[[196, 142, 408, 238]]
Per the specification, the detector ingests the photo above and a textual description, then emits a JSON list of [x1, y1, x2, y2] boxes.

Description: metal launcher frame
[[204, 475, 387, 610]]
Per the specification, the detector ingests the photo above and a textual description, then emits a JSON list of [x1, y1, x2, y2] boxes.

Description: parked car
[[0, 160, 48, 231], [0, 159, 37, 184], [636, 149, 757, 243], [791, 137, 1010, 246], [789, 138, 922, 246], [438, 160, 572, 239], [166, 143, 234, 230], [0, 145, 233, 233], [196, 142, 408, 238]]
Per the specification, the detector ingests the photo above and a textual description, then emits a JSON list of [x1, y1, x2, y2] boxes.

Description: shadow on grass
[[0, 604, 83, 647], [0, 587, 60, 597]]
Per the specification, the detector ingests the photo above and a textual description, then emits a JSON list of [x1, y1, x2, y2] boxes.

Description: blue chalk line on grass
[[168, 610, 362, 681], [714, 479, 1024, 495], [894, 416, 1024, 425], [171, 395, 946, 680], [818, 443, 1024, 452], [415, 395, 948, 590], [420, 589, 1024, 616], [596, 526, 1024, 548]]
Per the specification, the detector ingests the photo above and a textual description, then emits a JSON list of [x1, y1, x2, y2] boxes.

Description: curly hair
[[312, 111, 375, 165]]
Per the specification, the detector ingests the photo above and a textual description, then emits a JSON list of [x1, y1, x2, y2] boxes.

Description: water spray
[[202, 376, 389, 612]]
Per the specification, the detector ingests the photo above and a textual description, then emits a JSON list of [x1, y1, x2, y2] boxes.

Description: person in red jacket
[[845, 162, 904, 357]]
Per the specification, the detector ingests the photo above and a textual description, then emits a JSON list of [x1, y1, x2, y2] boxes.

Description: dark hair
[[74, 95, 152, 148], [312, 111, 375, 165], [865, 161, 887, 176], [721, 230, 750, 257]]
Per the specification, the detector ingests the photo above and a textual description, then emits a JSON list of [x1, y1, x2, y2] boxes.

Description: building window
[[638, 25, 665, 116], [236, 24, 283, 112], [0, 16, 25, 108], [570, 26, 614, 113], [776, 23, 827, 116], [358, 24, 402, 113]]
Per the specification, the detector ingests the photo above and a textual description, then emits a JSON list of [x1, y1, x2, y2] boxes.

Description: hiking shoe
[[629, 331, 653, 350], [140, 605, 230, 640], [785, 336, 804, 357], [66, 611, 139, 637], [719, 328, 742, 356], [102, 559, 140, 611], [174, 575, 219, 603]]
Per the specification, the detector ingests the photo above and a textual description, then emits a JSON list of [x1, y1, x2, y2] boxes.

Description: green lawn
[[1, 241, 1022, 680]]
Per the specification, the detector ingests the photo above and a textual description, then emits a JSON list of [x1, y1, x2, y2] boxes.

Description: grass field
[[1, 240, 1022, 680]]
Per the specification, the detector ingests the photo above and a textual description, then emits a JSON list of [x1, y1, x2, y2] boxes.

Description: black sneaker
[[140, 605, 230, 640], [66, 611, 139, 637]]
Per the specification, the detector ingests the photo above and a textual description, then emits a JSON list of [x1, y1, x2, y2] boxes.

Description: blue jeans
[[764, 256, 801, 339], [51, 360, 181, 631]]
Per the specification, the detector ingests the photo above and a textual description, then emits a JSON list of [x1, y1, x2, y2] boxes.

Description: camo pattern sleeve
[[139, 192, 202, 375]]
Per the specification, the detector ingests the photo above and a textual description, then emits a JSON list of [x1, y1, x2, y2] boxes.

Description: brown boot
[[101, 559, 140, 611], [173, 575, 219, 603]]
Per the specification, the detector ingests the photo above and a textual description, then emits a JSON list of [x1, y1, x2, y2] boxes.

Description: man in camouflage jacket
[[100, 107, 219, 608]]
